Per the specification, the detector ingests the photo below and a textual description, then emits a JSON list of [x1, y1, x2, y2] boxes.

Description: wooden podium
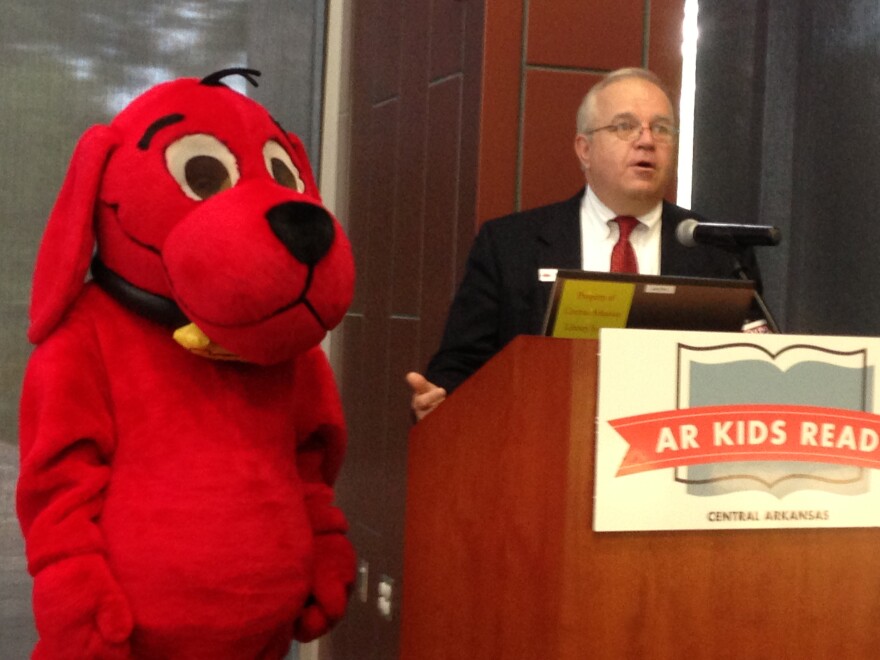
[[401, 335, 880, 659]]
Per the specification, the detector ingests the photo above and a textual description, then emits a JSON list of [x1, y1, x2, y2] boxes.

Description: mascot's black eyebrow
[[138, 113, 185, 150], [271, 117, 299, 153]]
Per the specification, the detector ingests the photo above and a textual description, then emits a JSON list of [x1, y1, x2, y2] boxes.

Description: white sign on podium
[[595, 328, 880, 531]]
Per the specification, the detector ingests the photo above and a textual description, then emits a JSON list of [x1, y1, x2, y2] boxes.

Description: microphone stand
[[729, 248, 781, 334]]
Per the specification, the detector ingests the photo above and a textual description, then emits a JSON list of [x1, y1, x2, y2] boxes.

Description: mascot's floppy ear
[[28, 125, 119, 345]]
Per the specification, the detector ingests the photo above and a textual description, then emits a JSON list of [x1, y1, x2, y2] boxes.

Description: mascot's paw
[[32, 554, 133, 659], [292, 533, 356, 642], [292, 596, 332, 643]]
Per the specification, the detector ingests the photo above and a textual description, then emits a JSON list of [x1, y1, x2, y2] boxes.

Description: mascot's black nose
[[266, 202, 335, 266]]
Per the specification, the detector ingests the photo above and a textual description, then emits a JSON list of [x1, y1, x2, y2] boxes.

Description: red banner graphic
[[608, 404, 880, 476]]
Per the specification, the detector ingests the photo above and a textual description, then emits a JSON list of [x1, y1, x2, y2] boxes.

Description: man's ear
[[574, 133, 591, 174]]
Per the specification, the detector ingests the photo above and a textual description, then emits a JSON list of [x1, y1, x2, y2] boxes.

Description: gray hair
[[576, 68, 676, 135]]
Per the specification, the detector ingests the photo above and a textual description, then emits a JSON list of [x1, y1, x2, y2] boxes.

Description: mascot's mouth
[[169, 265, 332, 332], [105, 203, 163, 255], [92, 256, 331, 332]]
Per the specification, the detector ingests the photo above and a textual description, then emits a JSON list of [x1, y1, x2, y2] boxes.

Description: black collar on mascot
[[91, 256, 189, 328]]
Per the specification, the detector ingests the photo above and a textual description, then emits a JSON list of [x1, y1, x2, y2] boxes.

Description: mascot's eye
[[166, 134, 240, 201], [263, 140, 305, 192], [185, 156, 231, 199]]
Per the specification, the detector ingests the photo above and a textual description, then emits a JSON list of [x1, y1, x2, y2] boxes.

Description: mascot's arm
[[290, 346, 356, 643], [18, 327, 133, 658]]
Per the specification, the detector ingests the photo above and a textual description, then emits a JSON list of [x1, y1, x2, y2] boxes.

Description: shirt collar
[[583, 186, 663, 235]]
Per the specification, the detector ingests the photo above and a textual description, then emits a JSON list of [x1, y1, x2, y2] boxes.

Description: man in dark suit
[[406, 67, 760, 420]]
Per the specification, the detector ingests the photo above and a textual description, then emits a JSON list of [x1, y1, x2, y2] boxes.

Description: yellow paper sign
[[550, 280, 636, 339]]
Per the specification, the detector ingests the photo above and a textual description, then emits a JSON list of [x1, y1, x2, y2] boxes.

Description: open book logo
[[607, 342, 875, 499]]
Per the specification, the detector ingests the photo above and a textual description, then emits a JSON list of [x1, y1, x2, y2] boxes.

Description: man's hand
[[405, 372, 447, 421]]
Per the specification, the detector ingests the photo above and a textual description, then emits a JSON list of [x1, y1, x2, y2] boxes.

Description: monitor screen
[[542, 270, 756, 339]]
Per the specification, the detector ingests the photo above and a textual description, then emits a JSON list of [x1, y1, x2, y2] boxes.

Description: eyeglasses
[[583, 118, 678, 143]]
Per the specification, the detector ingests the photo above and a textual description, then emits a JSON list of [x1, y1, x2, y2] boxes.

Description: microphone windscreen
[[675, 218, 700, 248]]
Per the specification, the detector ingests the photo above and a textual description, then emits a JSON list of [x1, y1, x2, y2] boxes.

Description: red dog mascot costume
[[17, 69, 356, 659]]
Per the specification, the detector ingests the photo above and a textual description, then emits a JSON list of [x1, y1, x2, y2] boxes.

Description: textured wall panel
[[430, 1, 467, 81], [647, 0, 686, 105], [527, 0, 644, 69], [520, 69, 603, 211], [365, 2, 403, 104], [389, 2, 430, 319], [478, 0, 685, 218], [421, 77, 465, 357], [476, 0, 524, 222], [334, 2, 484, 657]]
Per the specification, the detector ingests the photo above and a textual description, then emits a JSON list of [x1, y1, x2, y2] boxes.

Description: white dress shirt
[[579, 186, 662, 275]]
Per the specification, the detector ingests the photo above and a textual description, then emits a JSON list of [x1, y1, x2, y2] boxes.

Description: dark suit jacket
[[425, 190, 761, 393]]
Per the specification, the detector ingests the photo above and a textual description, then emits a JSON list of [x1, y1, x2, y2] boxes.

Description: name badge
[[538, 268, 558, 282]]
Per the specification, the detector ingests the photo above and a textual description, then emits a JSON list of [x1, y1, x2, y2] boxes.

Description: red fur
[[18, 74, 356, 658]]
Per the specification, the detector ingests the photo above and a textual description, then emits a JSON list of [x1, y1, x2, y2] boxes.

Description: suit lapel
[[660, 201, 689, 274], [527, 192, 583, 332], [535, 192, 582, 270]]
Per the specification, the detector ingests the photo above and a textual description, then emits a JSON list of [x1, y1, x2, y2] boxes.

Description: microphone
[[676, 218, 781, 248]]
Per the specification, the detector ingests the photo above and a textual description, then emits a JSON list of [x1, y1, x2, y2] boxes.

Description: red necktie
[[610, 216, 639, 273]]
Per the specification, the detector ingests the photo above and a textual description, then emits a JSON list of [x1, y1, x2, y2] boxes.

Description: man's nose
[[633, 124, 656, 146]]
